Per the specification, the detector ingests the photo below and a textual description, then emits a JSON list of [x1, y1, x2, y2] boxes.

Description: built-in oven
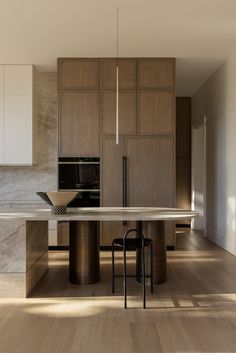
[[58, 157, 100, 207]]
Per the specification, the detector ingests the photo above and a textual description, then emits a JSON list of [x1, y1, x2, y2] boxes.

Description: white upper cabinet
[[4, 95, 33, 164], [0, 65, 37, 165], [4, 65, 33, 95], [0, 95, 3, 163]]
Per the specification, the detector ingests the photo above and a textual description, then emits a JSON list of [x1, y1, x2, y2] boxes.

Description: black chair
[[112, 228, 154, 309]]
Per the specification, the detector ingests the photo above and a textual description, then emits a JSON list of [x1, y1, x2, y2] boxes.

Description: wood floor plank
[[130, 323, 163, 353]]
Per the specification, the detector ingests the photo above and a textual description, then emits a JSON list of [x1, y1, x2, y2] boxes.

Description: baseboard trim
[[167, 245, 175, 250], [100, 245, 176, 251], [176, 224, 191, 228], [49, 246, 69, 251], [49, 245, 176, 251], [100, 246, 123, 251]]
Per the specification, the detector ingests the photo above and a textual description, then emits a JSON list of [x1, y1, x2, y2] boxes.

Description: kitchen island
[[0, 207, 197, 297]]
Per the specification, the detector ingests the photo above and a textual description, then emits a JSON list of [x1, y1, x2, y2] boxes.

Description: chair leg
[[112, 242, 115, 293], [150, 243, 154, 294], [124, 246, 127, 309], [142, 245, 146, 309]]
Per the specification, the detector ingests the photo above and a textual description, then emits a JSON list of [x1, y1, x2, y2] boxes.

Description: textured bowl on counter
[[36, 191, 79, 215]]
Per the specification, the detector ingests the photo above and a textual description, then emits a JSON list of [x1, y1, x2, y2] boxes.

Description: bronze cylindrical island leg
[[69, 221, 100, 285], [136, 221, 166, 285]]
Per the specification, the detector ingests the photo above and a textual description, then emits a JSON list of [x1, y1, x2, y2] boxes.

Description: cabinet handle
[[123, 156, 127, 226], [123, 156, 127, 207]]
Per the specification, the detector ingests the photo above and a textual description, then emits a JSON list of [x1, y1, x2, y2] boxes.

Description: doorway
[[192, 121, 206, 231]]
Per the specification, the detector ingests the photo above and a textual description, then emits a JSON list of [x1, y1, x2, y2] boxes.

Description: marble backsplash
[[0, 72, 58, 206]]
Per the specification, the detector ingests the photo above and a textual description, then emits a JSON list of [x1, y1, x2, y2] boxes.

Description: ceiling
[[0, 0, 236, 96]]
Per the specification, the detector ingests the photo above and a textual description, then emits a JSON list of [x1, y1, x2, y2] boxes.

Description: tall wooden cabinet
[[100, 59, 176, 246], [58, 58, 176, 247]]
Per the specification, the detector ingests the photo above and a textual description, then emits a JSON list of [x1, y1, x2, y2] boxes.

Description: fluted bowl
[[36, 191, 79, 215]]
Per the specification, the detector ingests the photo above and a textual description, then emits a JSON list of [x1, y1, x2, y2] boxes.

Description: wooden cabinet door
[[101, 90, 136, 135], [100, 59, 136, 89], [100, 136, 125, 245], [58, 59, 99, 89], [125, 136, 175, 207], [58, 221, 69, 246], [59, 91, 100, 156], [138, 90, 175, 135], [137, 59, 175, 89]]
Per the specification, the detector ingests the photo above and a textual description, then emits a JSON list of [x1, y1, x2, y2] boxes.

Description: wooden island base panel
[[0, 207, 197, 297]]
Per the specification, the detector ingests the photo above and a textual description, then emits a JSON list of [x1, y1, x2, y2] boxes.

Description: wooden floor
[[0, 229, 236, 353]]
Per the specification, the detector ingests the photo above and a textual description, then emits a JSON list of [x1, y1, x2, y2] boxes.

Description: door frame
[[191, 117, 207, 233]]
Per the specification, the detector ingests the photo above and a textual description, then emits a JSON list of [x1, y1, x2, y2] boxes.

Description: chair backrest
[[123, 228, 144, 238], [123, 228, 144, 239], [122, 228, 146, 248]]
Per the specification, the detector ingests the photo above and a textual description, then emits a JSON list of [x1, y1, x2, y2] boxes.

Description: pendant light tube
[[116, 7, 119, 145], [116, 65, 119, 144]]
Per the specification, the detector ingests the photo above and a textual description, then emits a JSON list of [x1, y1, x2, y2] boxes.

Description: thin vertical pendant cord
[[116, 7, 119, 145], [116, 65, 119, 144]]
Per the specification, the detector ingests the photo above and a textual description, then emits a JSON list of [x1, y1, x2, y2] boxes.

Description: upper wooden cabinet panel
[[138, 90, 175, 134], [101, 90, 136, 135], [58, 59, 99, 89], [100, 59, 136, 89], [59, 90, 100, 156], [137, 59, 175, 89]]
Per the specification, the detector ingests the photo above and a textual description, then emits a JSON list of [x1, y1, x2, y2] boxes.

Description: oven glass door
[[59, 163, 99, 190]]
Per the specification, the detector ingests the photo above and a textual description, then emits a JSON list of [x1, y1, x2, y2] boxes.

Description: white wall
[[192, 51, 236, 256]]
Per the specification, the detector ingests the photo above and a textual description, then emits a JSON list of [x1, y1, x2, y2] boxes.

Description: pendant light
[[116, 7, 119, 144]]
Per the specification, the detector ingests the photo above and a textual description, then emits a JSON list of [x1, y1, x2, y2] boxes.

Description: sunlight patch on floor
[[0, 292, 236, 319]]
